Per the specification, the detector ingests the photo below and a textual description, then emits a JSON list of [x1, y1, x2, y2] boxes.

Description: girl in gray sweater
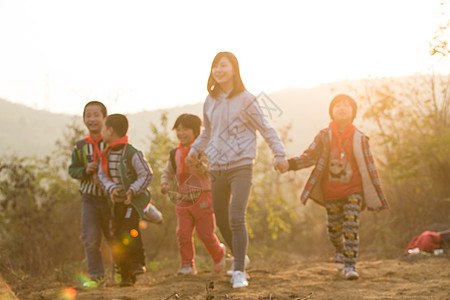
[[186, 51, 287, 289]]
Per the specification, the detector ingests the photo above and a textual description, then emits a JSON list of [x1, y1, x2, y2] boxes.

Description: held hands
[[185, 152, 199, 166], [85, 162, 98, 175], [110, 188, 133, 205], [110, 188, 121, 203], [273, 159, 289, 174], [125, 190, 133, 205]]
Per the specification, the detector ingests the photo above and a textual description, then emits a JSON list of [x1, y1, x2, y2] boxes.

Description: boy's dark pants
[[112, 203, 145, 281]]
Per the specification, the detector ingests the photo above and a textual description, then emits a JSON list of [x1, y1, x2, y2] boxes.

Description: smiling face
[[331, 99, 354, 125], [176, 124, 195, 147], [83, 104, 106, 135], [212, 56, 234, 91]]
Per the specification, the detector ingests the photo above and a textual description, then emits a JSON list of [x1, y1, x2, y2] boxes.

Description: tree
[[430, 1, 450, 58], [141, 112, 179, 260]]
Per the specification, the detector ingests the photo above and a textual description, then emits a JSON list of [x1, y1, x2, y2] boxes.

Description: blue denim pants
[[81, 194, 112, 278]]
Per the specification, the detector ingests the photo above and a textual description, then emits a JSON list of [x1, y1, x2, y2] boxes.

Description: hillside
[[0, 99, 72, 157], [0, 80, 359, 158]]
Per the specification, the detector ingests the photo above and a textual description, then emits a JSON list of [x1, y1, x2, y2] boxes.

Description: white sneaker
[[143, 203, 163, 224], [344, 267, 359, 280], [177, 264, 197, 275], [231, 271, 248, 288], [226, 255, 250, 276], [213, 243, 226, 272]]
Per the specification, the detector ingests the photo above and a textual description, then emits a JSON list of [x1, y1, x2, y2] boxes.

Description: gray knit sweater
[[190, 90, 286, 170]]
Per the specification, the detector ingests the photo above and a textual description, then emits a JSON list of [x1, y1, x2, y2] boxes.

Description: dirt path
[[14, 256, 450, 299]]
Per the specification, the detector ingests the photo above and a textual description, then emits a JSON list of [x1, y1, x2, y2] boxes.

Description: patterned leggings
[[325, 194, 362, 269]]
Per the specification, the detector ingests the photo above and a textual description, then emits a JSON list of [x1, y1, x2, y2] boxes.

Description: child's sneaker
[[131, 264, 146, 284], [120, 274, 134, 287], [334, 252, 345, 270], [231, 271, 248, 288], [143, 203, 163, 224], [226, 255, 250, 276], [132, 264, 146, 276], [344, 267, 359, 280], [82, 276, 105, 288], [177, 264, 197, 275], [213, 243, 226, 272]]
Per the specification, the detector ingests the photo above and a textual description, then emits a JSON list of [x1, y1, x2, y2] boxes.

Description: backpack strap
[[75, 139, 88, 164], [169, 148, 177, 173], [76, 139, 86, 150]]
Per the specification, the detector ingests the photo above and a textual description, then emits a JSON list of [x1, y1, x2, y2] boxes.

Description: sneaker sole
[[232, 281, 248, 288], [230, 272, 250, 284], [345, 272, 359, 280], [177, 270, 198, 275]]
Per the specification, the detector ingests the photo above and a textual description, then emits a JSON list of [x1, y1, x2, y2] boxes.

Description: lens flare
[[130, 229, 138, 237], [139, 220, 148, 229], [0, 276, 17, 300], [76, 273, 89, 285], [123, 237, 130, 245], [59, 287, 77, 300]]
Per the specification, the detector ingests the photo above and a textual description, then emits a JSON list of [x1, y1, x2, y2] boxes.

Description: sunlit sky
[[0, 0, 448, 115]]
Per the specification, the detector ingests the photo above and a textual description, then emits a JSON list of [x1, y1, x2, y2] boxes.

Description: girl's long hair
[[207, 51, 246, 99]]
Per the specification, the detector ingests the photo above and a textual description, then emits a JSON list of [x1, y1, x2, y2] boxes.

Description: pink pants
[[175, 192, 224, 266]]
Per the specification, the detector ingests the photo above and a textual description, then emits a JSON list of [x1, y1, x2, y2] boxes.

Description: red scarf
[[85, 134, 103, 162], [177, 142, 192, 185], [329, 121, 355, 163], [100, 136, 129, 180]]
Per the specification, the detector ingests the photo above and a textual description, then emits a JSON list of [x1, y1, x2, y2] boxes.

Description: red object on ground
[[407, 231, 442, 253]]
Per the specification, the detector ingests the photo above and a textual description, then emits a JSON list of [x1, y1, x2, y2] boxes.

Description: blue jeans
[[81, 194, 112, 278]]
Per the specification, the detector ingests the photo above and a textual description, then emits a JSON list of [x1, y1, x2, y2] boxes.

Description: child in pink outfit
[[161, 113, 225, 275]]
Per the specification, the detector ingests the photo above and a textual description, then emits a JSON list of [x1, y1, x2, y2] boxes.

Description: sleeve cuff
[[108, 186, 117, 195]]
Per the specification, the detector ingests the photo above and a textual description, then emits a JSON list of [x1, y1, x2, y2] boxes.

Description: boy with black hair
[[69, 101, 111, 288], [279, 94, 389, 280], [97, 114, 153, 286], [161, 113, 226, 275]]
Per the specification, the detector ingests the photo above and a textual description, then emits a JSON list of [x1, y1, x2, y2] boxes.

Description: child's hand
[[110, 188, 122, 203], [161, 183, 169, 194], [274, 159, 289, 174], [185, 152, 198, 166], [125, 190, 133, 205], [85, 162, 98, 175]]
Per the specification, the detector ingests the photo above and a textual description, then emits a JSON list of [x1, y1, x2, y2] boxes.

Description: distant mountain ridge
[[0, 99, 72, 158], [0, 80, 361, 158]]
